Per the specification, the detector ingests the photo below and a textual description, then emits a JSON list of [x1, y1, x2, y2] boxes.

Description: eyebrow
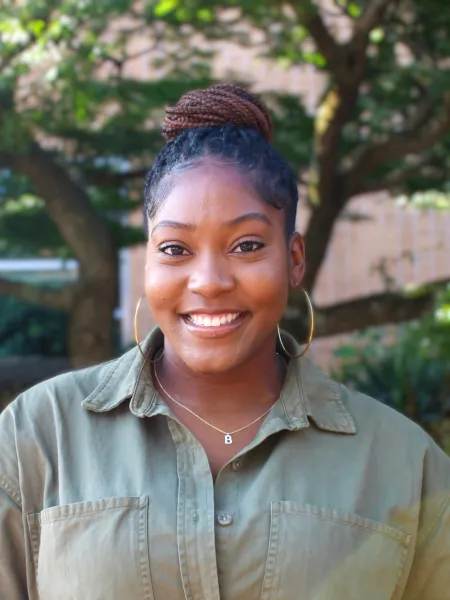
[[151, 220, 194, 236], [151, 212, 272, 236]]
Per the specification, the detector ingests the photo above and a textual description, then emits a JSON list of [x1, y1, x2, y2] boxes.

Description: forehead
[[153, 160, 278, 223]]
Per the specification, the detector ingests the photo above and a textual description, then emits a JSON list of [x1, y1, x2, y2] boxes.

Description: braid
[[163, 84, 273, 143], [144, 84, 297, 237]]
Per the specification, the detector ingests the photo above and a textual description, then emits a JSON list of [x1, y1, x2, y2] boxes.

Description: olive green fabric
[[1, 328, 449, 599]]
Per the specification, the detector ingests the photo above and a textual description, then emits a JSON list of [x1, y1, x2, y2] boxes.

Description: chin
[[180, 351, 242, 375]]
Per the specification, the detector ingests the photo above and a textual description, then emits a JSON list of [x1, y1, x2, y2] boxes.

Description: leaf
[[302, 51, 327, 67], [197, 8, 213, 22], [369, 28, 384, 44], [27, 19, 46, 36], [348, 2, 362, 18], [333, 345, 357, 359], [154, 0, 179, 17]]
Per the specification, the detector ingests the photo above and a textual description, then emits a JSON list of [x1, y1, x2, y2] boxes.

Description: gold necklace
[[153, 365, 276, 445]]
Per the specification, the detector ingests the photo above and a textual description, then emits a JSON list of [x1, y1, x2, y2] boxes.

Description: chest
[[25, 414, 417, 600], [173, 413, 264, 479]]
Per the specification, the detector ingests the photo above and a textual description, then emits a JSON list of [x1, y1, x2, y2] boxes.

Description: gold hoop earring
[[134, 295, 163, 362], [277, 289, 314, 359]]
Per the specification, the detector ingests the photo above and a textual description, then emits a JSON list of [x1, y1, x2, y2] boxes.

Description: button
[[231, 459, 242, 471], [217, 513, 233, 526]]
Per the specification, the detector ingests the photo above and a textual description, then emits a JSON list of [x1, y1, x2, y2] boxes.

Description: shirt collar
[[82, 327, 356, 435]]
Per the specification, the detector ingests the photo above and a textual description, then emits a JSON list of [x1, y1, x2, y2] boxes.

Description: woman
[[0, 84, 449, 600]]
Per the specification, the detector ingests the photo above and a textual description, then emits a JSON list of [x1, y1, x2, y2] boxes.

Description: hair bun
[[162, 83, 273, 143]]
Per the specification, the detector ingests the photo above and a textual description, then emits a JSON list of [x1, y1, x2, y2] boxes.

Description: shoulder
[[338, 380, 450, 485], [4, 357, 117, 420], [339, 381, 430, 442], [0, 345, 141, 446], [0, 349, 137, 502]]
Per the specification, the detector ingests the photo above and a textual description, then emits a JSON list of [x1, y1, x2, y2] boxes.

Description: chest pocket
[[27, 496, 154, 600], [261, 501, 411, 600]]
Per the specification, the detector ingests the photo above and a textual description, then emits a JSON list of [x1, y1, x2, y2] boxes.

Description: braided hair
[[144, 83, 298, 237]]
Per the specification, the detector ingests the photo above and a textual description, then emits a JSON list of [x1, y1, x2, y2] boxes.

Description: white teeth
[[188, 313, 240, 327]]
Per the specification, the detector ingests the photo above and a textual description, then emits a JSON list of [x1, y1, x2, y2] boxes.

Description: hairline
[[145, 155, 295, 240]]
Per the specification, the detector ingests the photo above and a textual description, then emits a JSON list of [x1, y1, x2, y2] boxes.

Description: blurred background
[[1, 0, 449, 448]]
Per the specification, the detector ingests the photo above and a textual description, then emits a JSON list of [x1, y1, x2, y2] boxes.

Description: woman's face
[[145, 159, 305, 373]]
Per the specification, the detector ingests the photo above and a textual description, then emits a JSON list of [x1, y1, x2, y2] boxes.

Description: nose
[[187, 252, 236, 298]]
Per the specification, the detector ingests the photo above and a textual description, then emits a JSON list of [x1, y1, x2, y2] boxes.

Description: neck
[[153, 339, 286, 417]]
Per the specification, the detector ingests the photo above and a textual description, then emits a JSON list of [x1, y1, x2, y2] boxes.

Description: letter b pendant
[[224, 434, 233, 445]]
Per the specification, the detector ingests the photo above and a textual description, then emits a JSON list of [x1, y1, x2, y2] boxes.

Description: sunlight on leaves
[[435, 305, 450, 323], [369, 28, 384, 44], [154, 0, 179, 17]]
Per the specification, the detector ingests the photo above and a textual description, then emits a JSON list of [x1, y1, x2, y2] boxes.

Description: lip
[[180, 311, 248, 338], [182, 309, 245, 315]]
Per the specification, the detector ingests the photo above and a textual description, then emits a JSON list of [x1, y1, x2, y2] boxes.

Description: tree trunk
[[68, 282, 116, 369], [68, 264, 118, 369]]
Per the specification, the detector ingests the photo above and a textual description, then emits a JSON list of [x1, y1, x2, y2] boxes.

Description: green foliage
[[0, 0, 450, 368], [332, 288, 450, 423], [0, 294, 68, 356], [191, 0, 450, 195], [0, 171, 146, 257], [0, 0, 217, 260]]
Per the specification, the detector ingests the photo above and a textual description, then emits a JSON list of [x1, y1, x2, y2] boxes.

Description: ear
[[288, 232, 305, 289]]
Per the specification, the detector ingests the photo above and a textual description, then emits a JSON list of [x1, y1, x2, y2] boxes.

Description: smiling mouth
[[182, 312, 245, 328]]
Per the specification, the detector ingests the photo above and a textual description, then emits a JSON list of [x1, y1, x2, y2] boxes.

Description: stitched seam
[[281, 505, 409, 543], [0, 477, 22, 507], [40, 504, 136, 524], [301, 513, 410, 544], [260, 504, 281, 600], [84, 355, 125, 408], [278, 392, 294, 426], [26, 514, 41, 577], [132, 344, 163, 413], [333, 384, 355, 429], [138, 496, 154, 600], [300, 368, 356, 433], [296, 362, 310, 418], [391, 539, 411, 600], [131, 351, 152, 410]]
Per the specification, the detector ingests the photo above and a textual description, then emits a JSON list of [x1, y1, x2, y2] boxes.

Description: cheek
[[239, 259, 289, 308], [144, 263, 180, 314]]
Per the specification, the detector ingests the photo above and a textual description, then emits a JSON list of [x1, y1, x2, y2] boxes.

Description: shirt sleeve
[[0, 404, 28, 599], [0, 485, 28, 599], [401, 432, 450, 600], [402, 496, 450, 599]]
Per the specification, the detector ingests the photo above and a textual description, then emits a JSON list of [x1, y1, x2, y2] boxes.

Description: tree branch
[[353, 0, 396, 43], [301, 183, 347, 292], [291, 1, 346, 80], [0, 278, 75, 311], [0, 144, 117, 280], [345, 98, 450, 196], [358, 158, 440, 194], [285, 278, 448, 339]]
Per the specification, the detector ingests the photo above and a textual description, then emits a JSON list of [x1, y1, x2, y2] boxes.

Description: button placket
[[167, 419, 221, 600]]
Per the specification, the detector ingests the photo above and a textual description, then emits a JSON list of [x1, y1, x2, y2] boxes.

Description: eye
[[233, 240, 265, 253], [159, 244, 190, 256]]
